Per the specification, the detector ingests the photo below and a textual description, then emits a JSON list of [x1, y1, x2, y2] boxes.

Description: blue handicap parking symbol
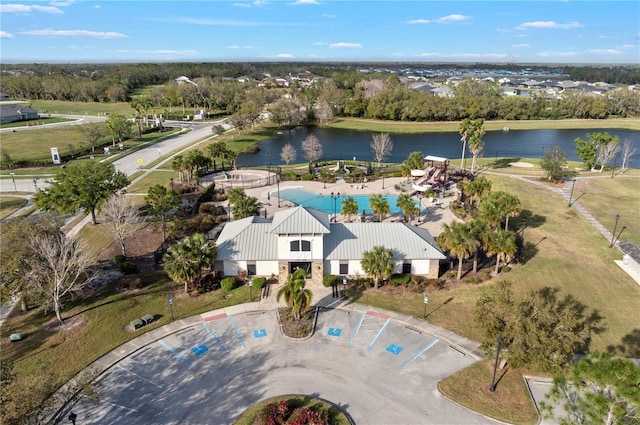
[[328, 327, 342, 337], [386, 344, 403, 355], [253, 329, 267, 338], [192, 344, 209, 355]]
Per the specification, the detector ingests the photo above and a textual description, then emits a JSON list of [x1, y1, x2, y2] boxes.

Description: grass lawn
[[30, 100, 137, 116], [439, 361, 539, 425], [0, 116, 73, 129], [0, 196, 28, 220], [570, 176, 640, 245], [328, 117, 640, 133]]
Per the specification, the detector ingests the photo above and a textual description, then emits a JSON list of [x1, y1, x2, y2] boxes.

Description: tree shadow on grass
[[490, 158, 521, 169], [607, 328, 640, 358]]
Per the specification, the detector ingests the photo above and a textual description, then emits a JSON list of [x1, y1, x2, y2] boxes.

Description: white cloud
[[314, 41, 328, 46], [275, 53, 294, 57], [225, 45, 252, 49], [232, 1, 268, 8], [69, 45, 95, 50], [416, 52, 509, 60], [321, 14, 335, 18], [510, 44, 530, 48], [406, 19, 431, 25], [49, 1, 74, 6], [289, 0, 319, 5], [586, 49, 622, 55], [329, 42, 362, 48], [109, 49, 196, 55], [618, 44, 636, 49], [94, 4, 100, 9], [0, 30, 14, 38], [516, 21, 583, 30], [434, 14, 471, 24], [537, 50, 578, 58], [21, 29, 128, 39], [172, 17, 262, 26], [0, 3, 63, 14]]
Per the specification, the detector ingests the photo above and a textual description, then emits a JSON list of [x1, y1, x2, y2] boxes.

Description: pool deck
[[232, 171, 461, 237]]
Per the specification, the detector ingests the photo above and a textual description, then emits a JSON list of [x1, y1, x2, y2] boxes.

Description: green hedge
[[322, 275, 338, 287], [251, 277, 266, 290], [389, 274, 411, 286], [221, 276, 237, 292]]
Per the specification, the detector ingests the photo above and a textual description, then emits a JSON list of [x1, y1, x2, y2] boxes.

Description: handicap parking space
[[223, 309, 280, 350], [344, 310, 390, 352], [313, 307, 360, 347], [365, 321, 440, 369]]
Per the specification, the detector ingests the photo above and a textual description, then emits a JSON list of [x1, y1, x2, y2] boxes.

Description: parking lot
[[64, 303, 500, 425]]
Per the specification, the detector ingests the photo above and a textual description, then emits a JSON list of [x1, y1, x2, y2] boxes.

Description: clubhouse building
[[214, 206, 445, 284]]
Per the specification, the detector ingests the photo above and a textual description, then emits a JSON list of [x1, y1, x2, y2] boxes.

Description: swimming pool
[[278, 188, 412, 214]]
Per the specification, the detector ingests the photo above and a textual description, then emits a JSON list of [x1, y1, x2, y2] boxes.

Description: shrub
[[220, 276, 237, 292], [114, 254, 126, 264], [389, 274, 410, 286], [251, 277, 266, 290], [412, 275, 423, 285], [301, 173, 314, 181], [118, 261, 138, 275], [322, 274, 338, 287], [282, 171, 297, 181]]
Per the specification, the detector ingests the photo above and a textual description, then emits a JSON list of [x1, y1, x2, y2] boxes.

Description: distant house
[[0, 104, 39, 125], [175, 76, 197, 86], [214, 206, 445, 285]]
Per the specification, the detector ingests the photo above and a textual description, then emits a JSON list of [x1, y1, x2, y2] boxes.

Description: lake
[[238, 127, 640, 169]]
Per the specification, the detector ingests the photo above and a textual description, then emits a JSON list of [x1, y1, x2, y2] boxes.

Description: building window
[[339, 263, 348, 275], [290, 240, 311, 252], [402, 262, 412, 274], [247, 263, 256, 276]]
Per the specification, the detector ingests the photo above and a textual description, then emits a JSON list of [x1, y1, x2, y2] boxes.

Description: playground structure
[[411, 155, 449, 193]]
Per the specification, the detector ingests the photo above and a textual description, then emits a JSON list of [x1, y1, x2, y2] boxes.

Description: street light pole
[[170, 177, 174, 192], [168, 296, 174, 321], [610, 213, 621, 248], [248, 277, 253, 302], [489, 336, 504, 392], [567, 178, 576, 207], [417, 193, 424, 223]]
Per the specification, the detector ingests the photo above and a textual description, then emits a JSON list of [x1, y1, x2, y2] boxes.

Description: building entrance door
[[289, 262, 311, 278]]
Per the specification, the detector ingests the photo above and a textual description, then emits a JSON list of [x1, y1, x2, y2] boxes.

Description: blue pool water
[[278, 188, 411, 214]]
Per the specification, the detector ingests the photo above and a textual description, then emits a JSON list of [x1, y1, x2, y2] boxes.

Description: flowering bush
[[258, 399, 328, 425]]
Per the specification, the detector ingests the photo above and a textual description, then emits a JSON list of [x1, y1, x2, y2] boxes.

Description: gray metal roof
[[269, 206, 331, 235], [324, 222, 445, 261], [216, 217, 278, 261]]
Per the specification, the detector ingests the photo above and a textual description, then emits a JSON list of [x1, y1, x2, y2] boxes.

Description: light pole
[[248, 277, 253, 302], [277, 172, 281, 208], [417, 193, 424, 223], [33, 177, 38, 192], [330, 192, 341, 222], [567, 178, 576, 207], [382, 165, 387, 189], [489, 336, 504, 392], [342, 276, 347, 298], [170, 177, 174, 192], [423, 295, 429, 318], [9, 172, 16, 192], [168, 296, 174, 321], [610, 213, 620, 248]]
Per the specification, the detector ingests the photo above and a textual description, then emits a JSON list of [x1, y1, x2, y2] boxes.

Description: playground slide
[[427, 168, 442, 185]]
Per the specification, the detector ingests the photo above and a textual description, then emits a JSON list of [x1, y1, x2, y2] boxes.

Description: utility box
[[130, 319, 145, 330], [142, 314, 155, 325]]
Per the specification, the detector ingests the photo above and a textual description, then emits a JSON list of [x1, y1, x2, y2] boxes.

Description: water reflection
[[239, 127, 640, 169]]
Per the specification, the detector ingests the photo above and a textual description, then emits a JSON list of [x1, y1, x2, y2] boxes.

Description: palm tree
[[438, 221, 480, 280], [172, 155, 186, 183], [468, 219, 490, 274], [458, 118, 485, 171], [500, 193, 521, 231], [487, 229, 517, 275], [396, 193, 418, 223], [361, 245, 394, 290], [479, 191, 505, 230], [341, 196, 359, 222], [233, 196, 261, 220], [163, 233, 217, 294], [277, 268, 312, 320], [369, 194, 390, 222], [464, 177, 492, 208]]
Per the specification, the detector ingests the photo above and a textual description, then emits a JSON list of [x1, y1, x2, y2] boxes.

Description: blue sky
[[1, 0, 639, 64]]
